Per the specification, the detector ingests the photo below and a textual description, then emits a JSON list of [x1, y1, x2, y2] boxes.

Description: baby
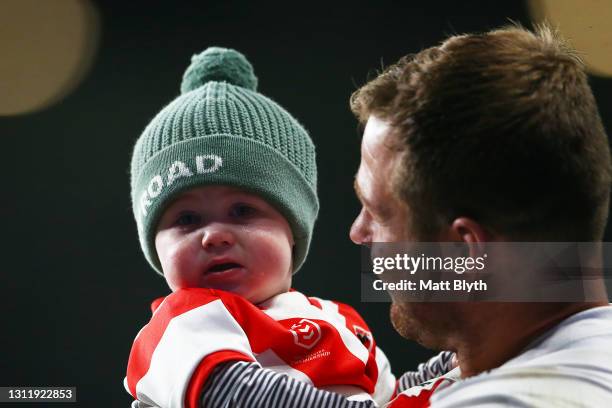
[[124, 47, 452, 408]]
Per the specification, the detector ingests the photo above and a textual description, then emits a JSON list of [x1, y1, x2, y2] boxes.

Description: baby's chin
[[171, 283, 286, 305], [169, 267, 291, 304]]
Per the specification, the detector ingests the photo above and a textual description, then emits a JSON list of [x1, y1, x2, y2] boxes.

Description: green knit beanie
[[130, 47, 318, 275]]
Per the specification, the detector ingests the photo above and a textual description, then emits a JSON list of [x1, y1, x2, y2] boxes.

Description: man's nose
[[350, 208, 371, 244], [201, 224, 235, 250]]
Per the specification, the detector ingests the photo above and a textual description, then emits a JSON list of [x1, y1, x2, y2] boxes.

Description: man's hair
[[351, 25, 612, 241]]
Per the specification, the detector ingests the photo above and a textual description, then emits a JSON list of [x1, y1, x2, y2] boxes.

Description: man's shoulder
[[430, 364, 612, 407], [509, 304, 612, 368], [431, 305, 612, 407]]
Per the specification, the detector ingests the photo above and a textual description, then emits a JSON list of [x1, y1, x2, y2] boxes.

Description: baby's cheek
[[165, 245, 198, 287], [259, 235, 292, 268], [249, 234, 291, 284]]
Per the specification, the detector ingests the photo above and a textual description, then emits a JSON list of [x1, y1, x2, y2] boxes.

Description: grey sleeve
[[200, 361, 379, 408], [397, 351, 455, 392]]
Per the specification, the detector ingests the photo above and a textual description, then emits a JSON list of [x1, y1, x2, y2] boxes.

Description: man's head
[[350, 25, 612, 348], [351, 25, 611, 244], [130, 47, 319, 281]]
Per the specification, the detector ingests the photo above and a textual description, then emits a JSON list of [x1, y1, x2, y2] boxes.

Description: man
[[129, 25, 612, 407], [350, 24, 612, 406]]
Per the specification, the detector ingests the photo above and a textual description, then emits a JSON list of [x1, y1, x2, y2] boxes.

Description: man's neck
[[453, 302, 608, 378]]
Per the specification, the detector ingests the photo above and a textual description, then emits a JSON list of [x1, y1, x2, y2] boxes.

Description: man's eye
[[230, 203, 256, 218], [175, 213, 201, 226]]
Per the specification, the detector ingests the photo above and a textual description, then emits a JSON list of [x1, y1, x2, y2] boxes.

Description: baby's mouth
[[206, 262, 243, 274]]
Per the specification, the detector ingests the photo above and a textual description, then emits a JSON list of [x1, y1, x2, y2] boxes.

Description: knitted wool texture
[[130, 47, 318, 275]]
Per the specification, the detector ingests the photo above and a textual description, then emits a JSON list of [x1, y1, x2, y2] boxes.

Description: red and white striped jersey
[[125, 288, 396, 408], [385, 370, 459, 408]]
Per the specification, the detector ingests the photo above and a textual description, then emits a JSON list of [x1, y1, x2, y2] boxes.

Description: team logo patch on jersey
[[353, 325, 374, 352], [289, 319, 322, 349]]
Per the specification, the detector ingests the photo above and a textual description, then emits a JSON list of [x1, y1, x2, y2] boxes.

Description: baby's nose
[[201, 225, 235, 250]]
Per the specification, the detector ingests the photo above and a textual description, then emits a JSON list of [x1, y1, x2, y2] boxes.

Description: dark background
[[2, 1, 611, 407]]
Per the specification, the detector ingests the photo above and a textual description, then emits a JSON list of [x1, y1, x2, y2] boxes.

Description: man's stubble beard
[[390, 301, 463, 351]]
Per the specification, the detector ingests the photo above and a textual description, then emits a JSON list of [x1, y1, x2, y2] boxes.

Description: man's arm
[[200, 361, 379, 408], [136, 352, 455, 408], [397, 351, 455, 392]]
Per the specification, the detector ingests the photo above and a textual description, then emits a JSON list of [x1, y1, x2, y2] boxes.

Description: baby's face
[[155, 186, 294, 304]]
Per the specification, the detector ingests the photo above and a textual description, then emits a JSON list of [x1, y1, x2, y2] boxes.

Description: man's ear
[[451, 217, 491, 257]]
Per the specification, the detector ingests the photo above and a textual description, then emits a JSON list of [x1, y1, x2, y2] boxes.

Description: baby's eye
[[175, 212, 201, 226], [230, 203, 257, 218]]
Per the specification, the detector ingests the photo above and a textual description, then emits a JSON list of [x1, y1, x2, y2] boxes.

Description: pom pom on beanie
[[180, 47, 258, 94]]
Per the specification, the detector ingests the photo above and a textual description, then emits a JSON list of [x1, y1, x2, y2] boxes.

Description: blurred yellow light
[[529, 0, 612, 77], [0, 0, 100, 116]]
